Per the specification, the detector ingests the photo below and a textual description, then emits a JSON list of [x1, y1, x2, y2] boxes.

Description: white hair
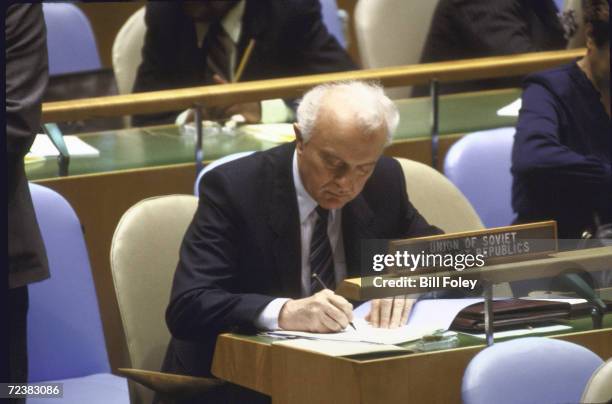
[[296, 81, 399, 144]]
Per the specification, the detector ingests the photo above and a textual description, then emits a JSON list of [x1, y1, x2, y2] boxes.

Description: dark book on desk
[[450, 298, 612, 332], [450, 299, 571, 332]]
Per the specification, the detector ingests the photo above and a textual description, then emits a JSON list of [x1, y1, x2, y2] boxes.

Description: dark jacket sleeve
[[278, 0, 355, 74], [165, 168, 275, 341], [6, 4, 49, 157], [6, 4, 50, 288], [131, 3, 198, 125], [453, 0, 548, 55], [269, 0, 356, 112], [400, 193, 445, 238], [512, 82, 611, 191]]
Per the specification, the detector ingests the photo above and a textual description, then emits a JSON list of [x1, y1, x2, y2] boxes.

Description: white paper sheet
[[496, 98, 522, 116], [267, 299, 483, 346], [272, 338, 410, 357], [522, 297, 587, 306], [355, 298, 483, 331], [28, 134, 100, 157], [239, 123, 295, 143], [265, 318, 432, 345], [468, 324, 572, 340]]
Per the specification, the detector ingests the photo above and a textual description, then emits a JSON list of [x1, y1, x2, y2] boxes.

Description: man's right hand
[[278, 289, 353, 333]]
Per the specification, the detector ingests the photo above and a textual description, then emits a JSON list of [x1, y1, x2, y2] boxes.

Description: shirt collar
[[195, 0, 245, 47], [292, 150, 340, 224], [293, 150, 318, 224]]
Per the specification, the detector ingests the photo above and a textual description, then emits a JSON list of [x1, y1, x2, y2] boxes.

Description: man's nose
[[334, 171, 356, 194]]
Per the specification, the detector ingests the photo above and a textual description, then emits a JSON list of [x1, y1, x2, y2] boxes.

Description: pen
[[311, 273, 357, 331], [233, 39, 255, 83]]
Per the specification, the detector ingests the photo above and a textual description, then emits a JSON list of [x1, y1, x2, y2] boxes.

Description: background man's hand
[[366, 296, 414, 328], [220, 101, 261, 123], [278, 289, 353, 333], [180, 74, 262, 123], [213, 74, 261, 122]]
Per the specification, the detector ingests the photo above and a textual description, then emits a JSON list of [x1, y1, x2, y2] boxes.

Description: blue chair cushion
[[462, 337, 603, 404], [26, 374, 129, 404], [28, 184, 110, 381], [43, 3, 101, 75], [444, 127, 515, 228]]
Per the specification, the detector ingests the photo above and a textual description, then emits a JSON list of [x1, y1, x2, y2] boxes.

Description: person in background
[[132, 0, 355, 126], [6, 4, 50, 402], [158, 81, 441, 403], [413, 0, 567, 97], [511, 0, 610, 241]]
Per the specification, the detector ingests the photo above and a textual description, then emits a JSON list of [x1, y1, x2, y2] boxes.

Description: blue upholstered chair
[[27, 183, 128, 404], [443, 127, 516, 228], [462, 337, 603, 404], [320, 0, 348, 48], [42, 3, 101, 75], [194, 151, 256, 196]]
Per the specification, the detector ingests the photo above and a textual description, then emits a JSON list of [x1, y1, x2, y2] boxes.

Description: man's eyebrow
[[320, 149, 378, 167], [320, 150, 343, 162]]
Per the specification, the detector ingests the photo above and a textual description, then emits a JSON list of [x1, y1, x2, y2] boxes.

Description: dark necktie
[[203, 21, 231, 82], [310, 206, 335, 294]]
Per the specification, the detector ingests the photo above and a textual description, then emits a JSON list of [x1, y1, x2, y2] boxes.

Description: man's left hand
[[366, 296, 414, 328]]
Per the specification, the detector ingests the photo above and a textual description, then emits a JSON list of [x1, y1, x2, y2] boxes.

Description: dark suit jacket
[[161, 142, 441, 385], [413, 0, 566, 97], [132, 0, 356, 126], [6, 4, 49, 288]]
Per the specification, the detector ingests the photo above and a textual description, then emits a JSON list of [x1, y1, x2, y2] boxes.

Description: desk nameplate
[[389, 221, 558, 270], [338, 246, 612, 301]]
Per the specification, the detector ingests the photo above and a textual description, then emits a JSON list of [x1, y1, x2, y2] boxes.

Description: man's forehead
[[310, 126, 386, 165], [314, 106, 384, 137]]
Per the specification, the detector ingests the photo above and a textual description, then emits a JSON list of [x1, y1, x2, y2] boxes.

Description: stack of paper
[[267, 317, 436, 346], [470, 324, 571, 340], [272, 338, 410, 357], [239, 123, 295, 143], [496, 98, 522, 116], [264, 299, 482, 356], [27, 134, 100, 158]]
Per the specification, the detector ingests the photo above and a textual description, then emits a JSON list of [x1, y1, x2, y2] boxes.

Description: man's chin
[[320, 195, 351, 210]]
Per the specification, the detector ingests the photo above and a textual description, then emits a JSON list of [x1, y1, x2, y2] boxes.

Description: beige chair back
[[112, 6, 146, 95], [395, 157, 483, 233], [110, 194, 198, 404], [354, 0, 439, 98], [582, 358, 612, 403], [395, 158, 514, 297]]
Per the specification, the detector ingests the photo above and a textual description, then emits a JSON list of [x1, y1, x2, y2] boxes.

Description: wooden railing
[[42, 48, 584, 123]]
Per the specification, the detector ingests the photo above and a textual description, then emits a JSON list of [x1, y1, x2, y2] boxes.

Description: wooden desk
[[212, 318, 612, 403]]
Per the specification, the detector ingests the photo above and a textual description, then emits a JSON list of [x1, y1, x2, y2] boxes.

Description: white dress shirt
[[254, 150, 347, 330]]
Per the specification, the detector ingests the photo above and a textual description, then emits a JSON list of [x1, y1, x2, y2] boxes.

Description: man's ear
[[294, 123, 304, 153]]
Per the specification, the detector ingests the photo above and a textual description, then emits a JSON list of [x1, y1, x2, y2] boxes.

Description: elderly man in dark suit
[[160, 81, 441, 403], [6, 4, 49, 400], [132, 0, 356, 126]]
